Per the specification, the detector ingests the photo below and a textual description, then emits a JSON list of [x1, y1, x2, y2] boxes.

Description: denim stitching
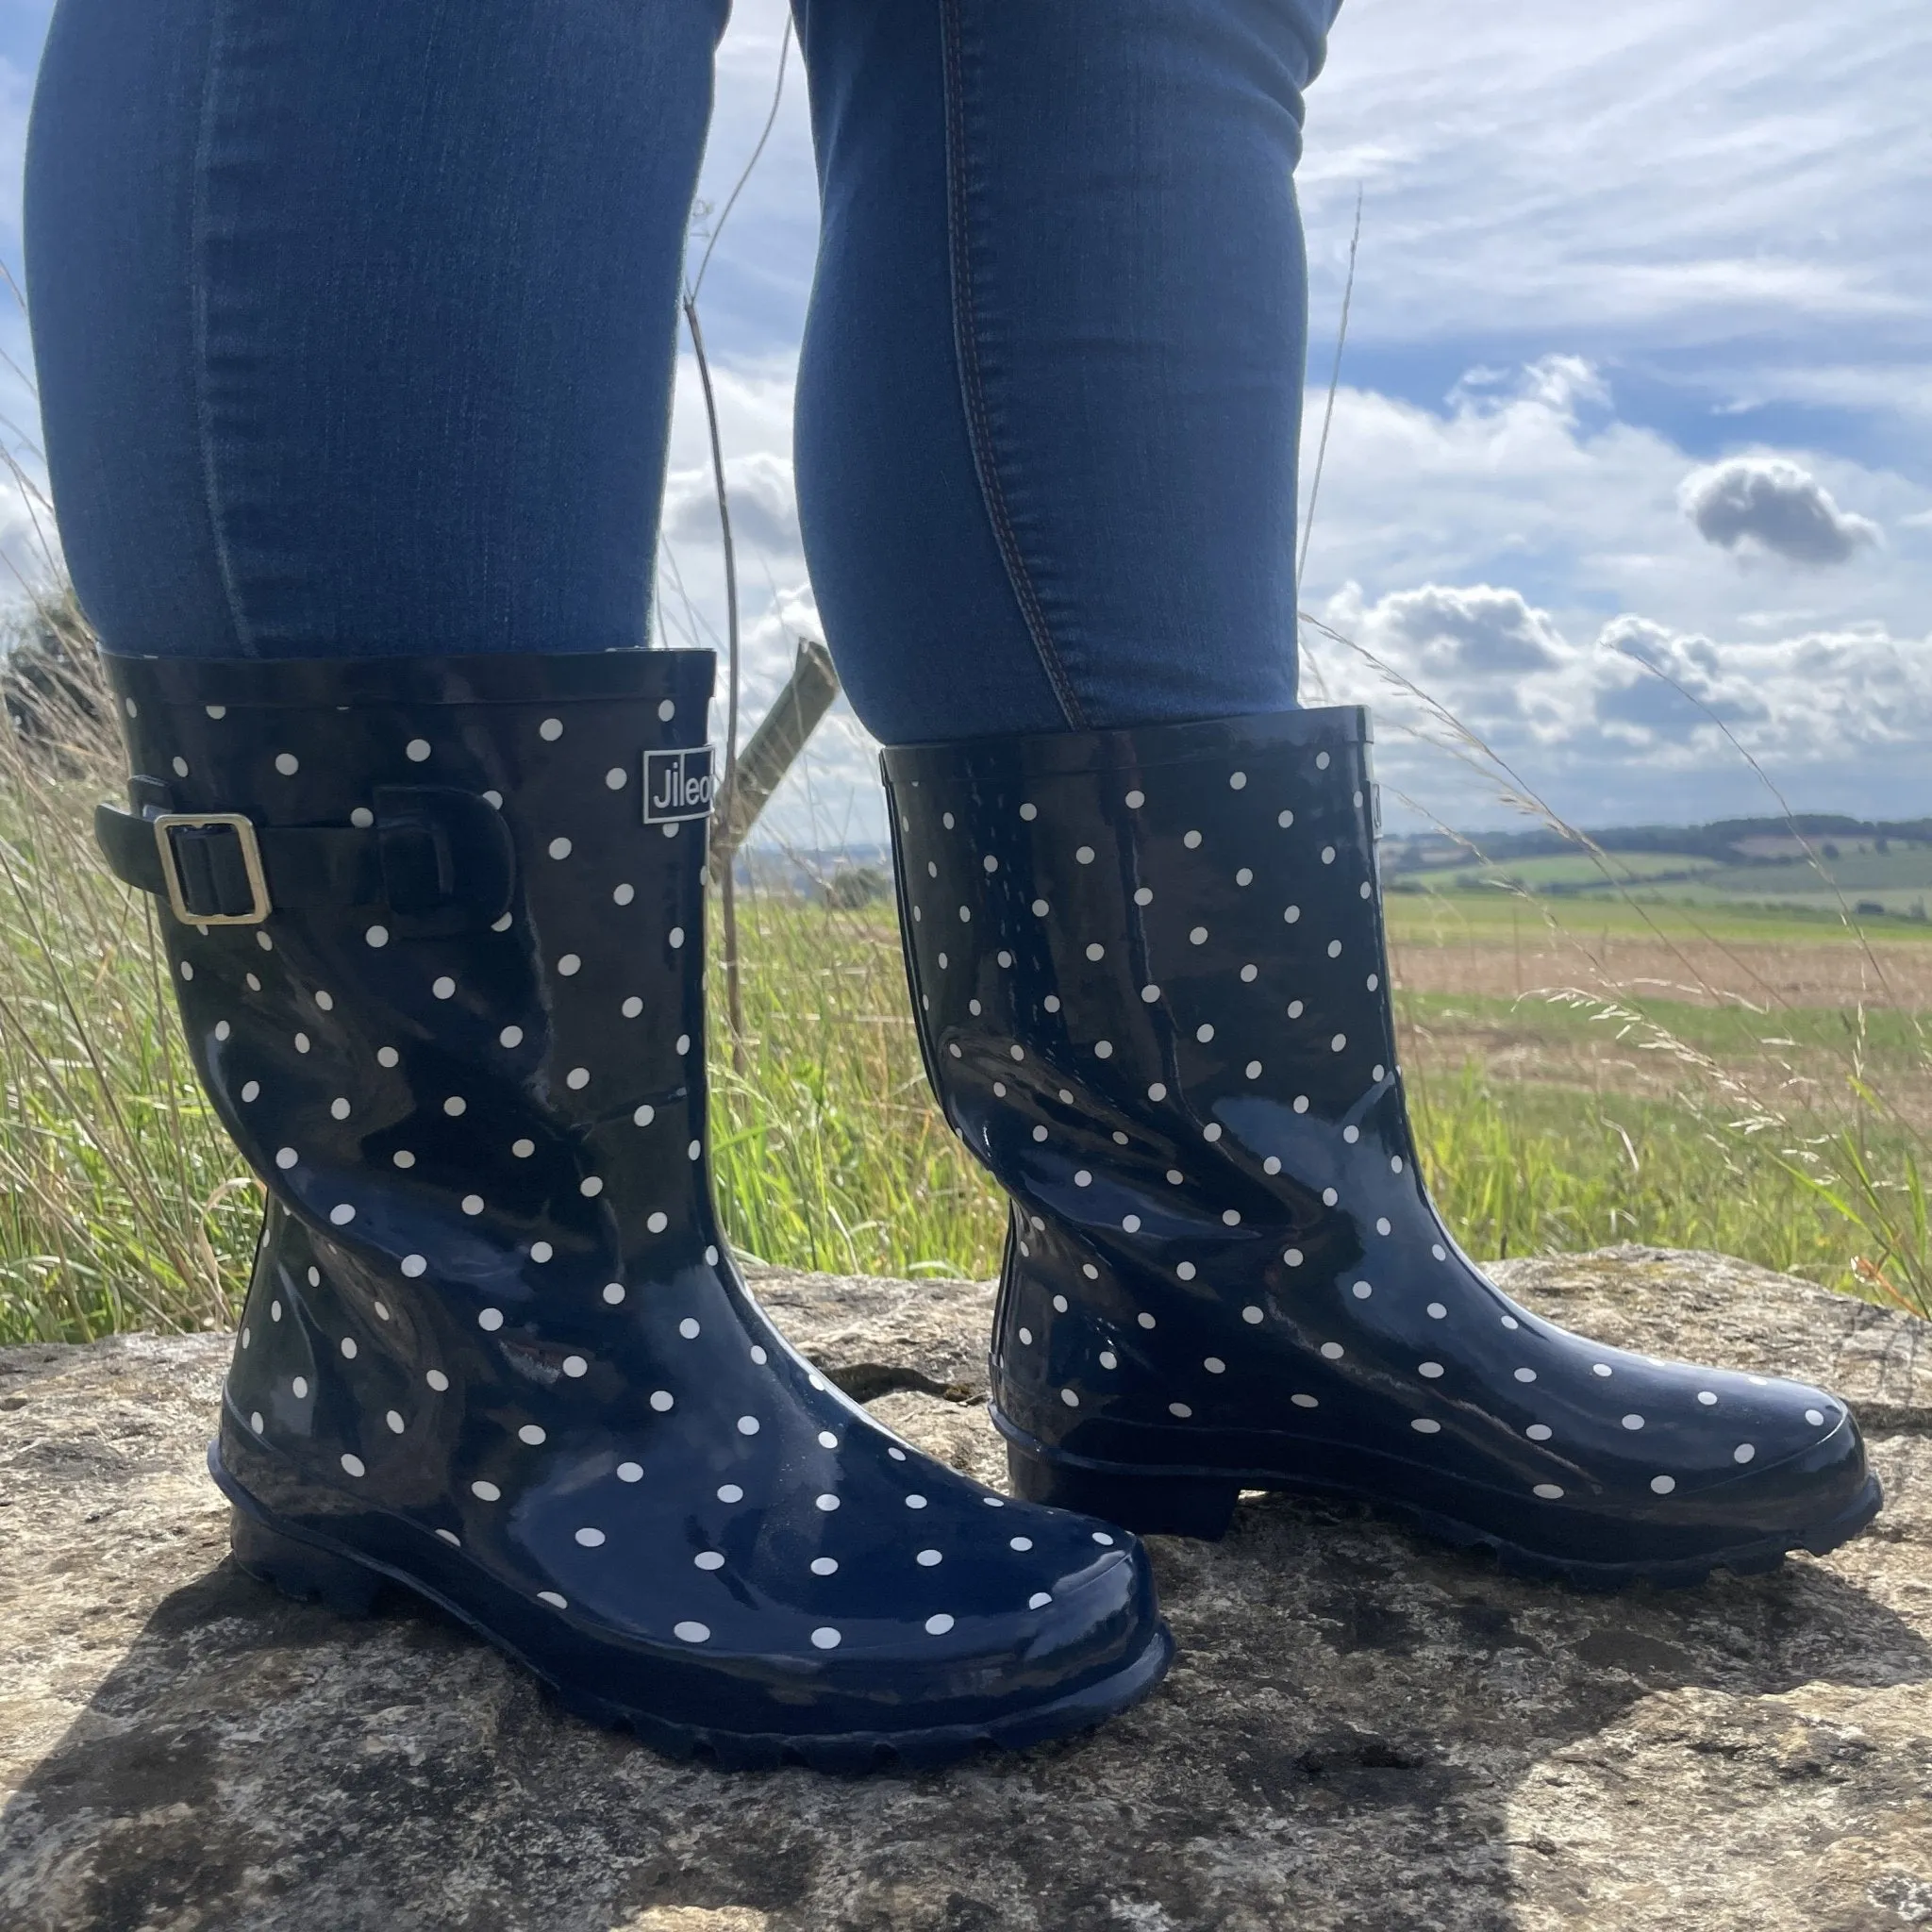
[[189, 0, 253, 656], [939, 0, 1085, 730]]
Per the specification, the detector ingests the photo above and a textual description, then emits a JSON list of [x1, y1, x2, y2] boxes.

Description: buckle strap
[[94, 786, 516, 935]]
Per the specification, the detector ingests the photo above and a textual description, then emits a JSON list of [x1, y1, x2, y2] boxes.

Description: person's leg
[[791, 0, 1341, 742], [29, 1, 1174, 1758], [25, 0, 727, 658], [822, 2, 1879, 1581]]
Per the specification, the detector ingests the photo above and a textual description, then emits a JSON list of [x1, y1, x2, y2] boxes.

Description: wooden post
[[708, 637, 842, 876]]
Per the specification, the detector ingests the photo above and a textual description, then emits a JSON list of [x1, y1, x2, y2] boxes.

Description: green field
[[1395, 841, 1932, 924], [1393, 851, 1722, 891], [1398, 986, 1930, 1072], [1385, 885, 1932, 945], [1698, 853, 1932, 895], [1633, 878, 1932, 921]]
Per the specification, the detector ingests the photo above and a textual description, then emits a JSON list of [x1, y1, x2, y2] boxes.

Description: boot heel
[[1007, 1443, 1240, 1541], [230, 1508, 385, 1616]]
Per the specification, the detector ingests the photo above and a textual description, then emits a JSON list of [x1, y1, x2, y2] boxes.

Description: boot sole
[[999, 1420, 1886, 1591], [212, 1444, 1173, 1771]]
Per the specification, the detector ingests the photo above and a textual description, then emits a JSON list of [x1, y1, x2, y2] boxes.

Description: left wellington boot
[[881, 704, 1881, 1589], [92, 644, 1170, 1769]]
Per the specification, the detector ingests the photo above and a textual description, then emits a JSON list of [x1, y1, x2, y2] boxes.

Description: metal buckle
[[152, 812, 272, 925]]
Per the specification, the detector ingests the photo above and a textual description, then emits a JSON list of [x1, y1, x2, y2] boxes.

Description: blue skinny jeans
[[25, 0, 1341, 744]]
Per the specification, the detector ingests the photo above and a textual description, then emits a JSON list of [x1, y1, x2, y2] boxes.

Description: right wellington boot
[[93, 644, 1170, 1771], [880, 705, 1878, 1589]]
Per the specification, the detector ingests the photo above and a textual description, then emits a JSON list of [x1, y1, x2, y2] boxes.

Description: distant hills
[[737, 819, 1932, 924], [1382, 817, 1932, 921], [1383, 815, 1932, 872]]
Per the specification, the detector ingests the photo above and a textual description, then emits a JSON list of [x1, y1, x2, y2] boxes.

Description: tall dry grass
[[0, 601, 257, 1338], [1299, 607, 1932, 1316]]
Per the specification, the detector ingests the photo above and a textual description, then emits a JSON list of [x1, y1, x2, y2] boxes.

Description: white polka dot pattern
[[115, 649, 1154, 1746], [881, 707, 1874, 1579]]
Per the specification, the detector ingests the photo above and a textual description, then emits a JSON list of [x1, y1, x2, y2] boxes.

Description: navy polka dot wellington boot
[[882, 706, 1882, 1588], [94, 647, 1171, 1770]]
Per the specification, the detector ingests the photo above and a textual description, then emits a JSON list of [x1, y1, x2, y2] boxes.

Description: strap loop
[[95, 786, 516, 935]]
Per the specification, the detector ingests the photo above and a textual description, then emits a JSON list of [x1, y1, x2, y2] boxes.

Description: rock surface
[[4, 1246, 1932, 1931]]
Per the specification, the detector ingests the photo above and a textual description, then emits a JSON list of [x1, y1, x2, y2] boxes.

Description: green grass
[[1400, 852, 1722, 891], [1391, 846, 1932, 923], [704, 899, 999, 1278], [1398, 988, 1931, 1068], [1634, 882, 1932, 920], [3, 640, 1928, 1341], [1385, 889, 1932, 946], [1696, 852, 1932, 894], [1405, 1062, 1898, 1282], [0, 741, 260, 1341]]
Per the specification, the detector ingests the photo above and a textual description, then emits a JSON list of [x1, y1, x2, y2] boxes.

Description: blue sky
[[5, 0, 1929, 840]]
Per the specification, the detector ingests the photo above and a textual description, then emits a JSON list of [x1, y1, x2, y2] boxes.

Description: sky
[[4, 0, 1928, 843]]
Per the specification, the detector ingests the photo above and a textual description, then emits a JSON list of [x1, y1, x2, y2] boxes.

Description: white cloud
[[1589, 617, 1767, 736], [1297, 358, 1929, 658], [1315, 575, 1932, 825], [1368, 582, 1568, 675], [680, 0, 816, 360], [0, 54, 30, 252], [1577, 618, 1932, 774], [664, 449, 801, 558], [1677, 457, 1880, 567], [1300, 0, 1931, 387], [655, 349, 803, 669], [672, 0, 1932, 839], [721, 579, 891, 853]]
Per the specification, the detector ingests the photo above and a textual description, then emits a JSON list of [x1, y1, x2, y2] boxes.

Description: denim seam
[[189, 0, 253, 656], [939, 0, 1085, 731]]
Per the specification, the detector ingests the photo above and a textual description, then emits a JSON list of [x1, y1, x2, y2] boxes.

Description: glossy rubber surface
[[218, 1458, 1173, 1772], [882, 707, 1881, 1583], [104, 646, 1170, 1766]]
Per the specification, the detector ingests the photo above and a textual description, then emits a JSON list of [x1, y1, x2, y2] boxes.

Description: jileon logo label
[[643, 745, 716, 824]]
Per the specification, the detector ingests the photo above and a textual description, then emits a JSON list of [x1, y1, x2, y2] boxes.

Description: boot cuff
[[879, 704, 1369, 788]]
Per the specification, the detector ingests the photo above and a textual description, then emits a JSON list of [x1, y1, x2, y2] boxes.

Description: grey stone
[[4, 1247, 1932, 1931]]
